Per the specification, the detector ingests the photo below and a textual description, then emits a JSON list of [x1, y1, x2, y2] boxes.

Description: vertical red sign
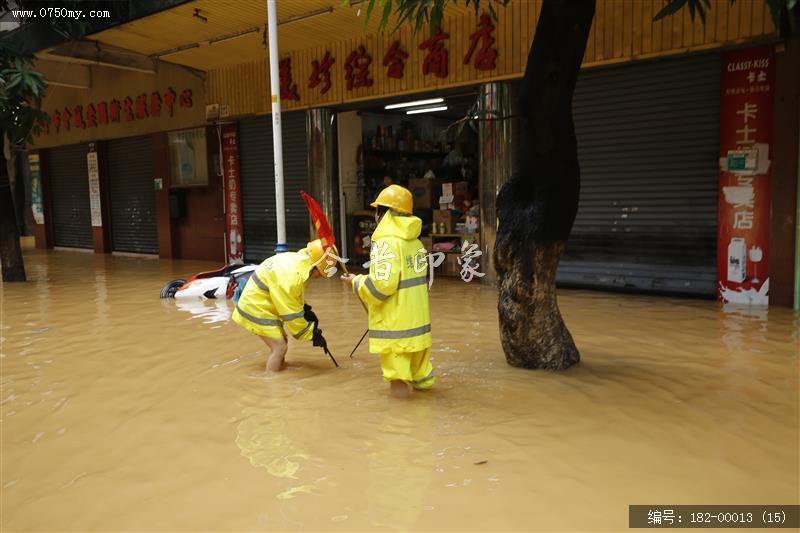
[[717, 47, 774, 304], [222, 124, 244, 262]]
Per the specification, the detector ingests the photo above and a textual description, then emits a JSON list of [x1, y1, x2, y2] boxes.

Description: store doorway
[[339, 89, 482, 275]]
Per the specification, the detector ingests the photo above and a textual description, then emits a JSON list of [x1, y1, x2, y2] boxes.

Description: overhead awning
[[83, 0, 475, 72]]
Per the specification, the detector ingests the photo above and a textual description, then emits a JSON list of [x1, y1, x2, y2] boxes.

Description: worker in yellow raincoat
[[232, 240, 329, 372], [341, 185, 434, 397]]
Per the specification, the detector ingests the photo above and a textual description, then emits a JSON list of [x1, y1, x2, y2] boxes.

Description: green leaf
[[363, 0, 377, 27], [381, 0, 393, 30], [430, 3, 443, 29], [654, 0, 688, 21]]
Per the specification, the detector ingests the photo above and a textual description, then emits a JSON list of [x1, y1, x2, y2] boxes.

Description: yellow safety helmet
[[304, 239, 339, 276], [370, 184, 413, 215]]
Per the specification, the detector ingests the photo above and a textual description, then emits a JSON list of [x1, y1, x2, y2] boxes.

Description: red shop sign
[[221, 123, 244, 262], [716, 46, 774, 304]]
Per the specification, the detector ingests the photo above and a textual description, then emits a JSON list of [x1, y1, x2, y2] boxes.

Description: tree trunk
[[494, 0, 595, 370], [1, 153, 26, 282]]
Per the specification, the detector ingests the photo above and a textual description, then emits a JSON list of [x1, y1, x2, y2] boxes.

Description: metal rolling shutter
[[47, 143, 92, 249], [238, 112, 309, 261], [559, 53, 720, 296], [108, 135, 157, 254]]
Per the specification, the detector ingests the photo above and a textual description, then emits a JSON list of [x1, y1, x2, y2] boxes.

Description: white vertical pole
[[266, 0, 287, 251]]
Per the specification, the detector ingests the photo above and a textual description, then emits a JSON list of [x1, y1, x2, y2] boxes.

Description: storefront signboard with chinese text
[[28, 154, 44, 225], [717, 47, 773, 305], [221, 124, 243, 263], [87, 146, 102, 227]]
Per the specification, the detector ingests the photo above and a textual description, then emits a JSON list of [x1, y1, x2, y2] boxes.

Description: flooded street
[[2, 248, 798, 532]]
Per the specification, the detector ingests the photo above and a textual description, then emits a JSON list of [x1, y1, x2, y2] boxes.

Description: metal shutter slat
[[108, 136, 157, 254], [239, 112, 309, 262], [558, 53, 720, 295], [47, 144, 92, 249]]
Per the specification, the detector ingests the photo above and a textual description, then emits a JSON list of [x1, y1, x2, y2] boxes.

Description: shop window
[[168, 127, 208, 187]]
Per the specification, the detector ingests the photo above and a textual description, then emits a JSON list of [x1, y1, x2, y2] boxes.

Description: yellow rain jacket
[[353, 211, 431, 354], [232, 250, 315, 341]]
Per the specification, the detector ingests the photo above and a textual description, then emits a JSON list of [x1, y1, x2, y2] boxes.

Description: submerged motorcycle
[[159, 263, 257, 300]]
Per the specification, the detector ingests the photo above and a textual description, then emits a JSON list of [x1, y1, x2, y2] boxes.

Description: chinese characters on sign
[[717, 47, 773, 305], [221, 124, 244, 262], [309, 51, 335, 95], [345, 46, 374, 90], [40, 87, 193, 136], [419, 26, 451, 78], [87, 149, 102, 227], [383, 41, 408, 79], [464, 14, 498, 70], [28, 154, 44, 225], [279, 58, 300, 101]]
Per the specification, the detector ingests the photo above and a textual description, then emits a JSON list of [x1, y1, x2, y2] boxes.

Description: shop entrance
[[340, 90, 482, 276]]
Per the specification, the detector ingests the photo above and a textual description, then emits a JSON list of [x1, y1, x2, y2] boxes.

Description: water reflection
[[1, 249, 797, 531]]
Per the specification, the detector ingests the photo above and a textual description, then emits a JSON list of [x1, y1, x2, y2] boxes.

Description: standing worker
[[341, 185, 434, 397], [232, 240, 330, 372]]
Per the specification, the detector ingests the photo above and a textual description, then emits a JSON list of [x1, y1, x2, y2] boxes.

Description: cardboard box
[[453, 181, 469, 196], [433, 209, 458, 234], [408, 178, 440, 210]]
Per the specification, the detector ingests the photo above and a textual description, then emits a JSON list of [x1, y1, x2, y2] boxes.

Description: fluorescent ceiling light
[[386, 97, 444, 110], [406, 105, 448, 115]]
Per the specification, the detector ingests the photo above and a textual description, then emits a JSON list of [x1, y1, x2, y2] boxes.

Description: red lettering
[[419, 26, 450, 78], [85, 104, 97, 128], [345, 46, 374, 90], [383, 41, 408, 79], [179, 89, 193, 108], [279, 58, 300, 101], [98, 102, 109, 124], [309, 51, 335, 95], [52, 109, 61, 133], [62, 107, 71, 131], [149, 92, 162, 117], [464, 14, 498, 71], [122, 97, 134, 121], [72, 105, 85, 129], [135, 93, 149, 119], [164, 88, 176, 116]]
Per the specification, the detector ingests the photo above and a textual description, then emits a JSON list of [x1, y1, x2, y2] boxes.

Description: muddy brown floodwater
[[2, 248, 798, 532]]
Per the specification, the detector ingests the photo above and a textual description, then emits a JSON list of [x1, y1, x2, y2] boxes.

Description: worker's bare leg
[[260, 334, 288, 372]]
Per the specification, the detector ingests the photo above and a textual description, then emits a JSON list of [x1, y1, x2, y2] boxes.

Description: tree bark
[[494, 0, 595, 370], [1, 153, 26, 282]]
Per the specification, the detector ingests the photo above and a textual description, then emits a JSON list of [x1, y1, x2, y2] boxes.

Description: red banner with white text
[[717, 47, 774, 304], [222, 124, 244, 263]]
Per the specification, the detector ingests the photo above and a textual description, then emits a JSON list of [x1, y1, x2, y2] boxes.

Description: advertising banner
[[221, 124, 243, 263], [717, 47, 774, 304]]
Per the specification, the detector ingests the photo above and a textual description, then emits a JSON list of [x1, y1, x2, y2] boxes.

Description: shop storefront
[[30, 60, 210, 259], [338, 90, 482, 277], [562, 52, 722, 296], [108, 135, 157, 254], [29, 0, 796, 305], [237, 111, 311, 261]]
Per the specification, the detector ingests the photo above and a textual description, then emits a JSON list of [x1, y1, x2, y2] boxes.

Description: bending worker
[[232, 240, 329, 372], [341, 185, 434, 397]]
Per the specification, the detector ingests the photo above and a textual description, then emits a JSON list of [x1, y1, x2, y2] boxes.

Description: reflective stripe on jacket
[[235, 250, 315, 340], [353, 211, 431, 354]]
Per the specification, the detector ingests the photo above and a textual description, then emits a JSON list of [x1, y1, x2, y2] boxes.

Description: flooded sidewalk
[[2, 249, 798, 531]]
